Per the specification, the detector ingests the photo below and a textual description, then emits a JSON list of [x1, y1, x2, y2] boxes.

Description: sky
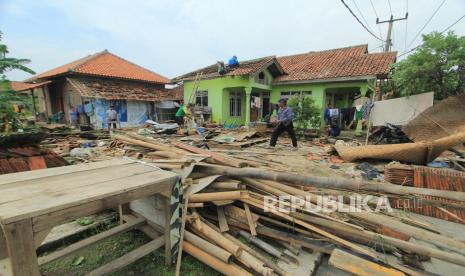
[[1, 0, 465, 81]]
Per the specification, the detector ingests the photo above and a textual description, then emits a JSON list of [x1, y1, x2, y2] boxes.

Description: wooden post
[[2, 219, 40, 276], [164, 197, 172, 266]]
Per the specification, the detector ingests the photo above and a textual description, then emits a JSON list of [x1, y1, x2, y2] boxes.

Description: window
[[280, 91, 312, 99], [230, 91, 242, 117], [195, 90, 208, 106], [255, 72, 270, 85]]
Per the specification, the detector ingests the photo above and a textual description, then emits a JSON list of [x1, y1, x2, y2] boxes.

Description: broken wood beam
[[38, 217, 146, 266], [114, 134, 185, 155]]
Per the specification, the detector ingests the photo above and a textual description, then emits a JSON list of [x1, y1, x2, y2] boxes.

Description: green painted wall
[[272, 81, 369, 110], [183, 72, 370, 125], [184, 75, 250, 123]]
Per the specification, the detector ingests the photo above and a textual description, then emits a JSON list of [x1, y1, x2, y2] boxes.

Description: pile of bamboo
[[113, 132, 465, 275]]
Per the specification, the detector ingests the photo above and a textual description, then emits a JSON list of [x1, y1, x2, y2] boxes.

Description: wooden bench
[[0, 159, 179, 276]]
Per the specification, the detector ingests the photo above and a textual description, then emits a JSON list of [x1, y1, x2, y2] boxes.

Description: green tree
[[287, 94, 321, 136], [392, 31, 465, 100], [0, 31, 35, 132]]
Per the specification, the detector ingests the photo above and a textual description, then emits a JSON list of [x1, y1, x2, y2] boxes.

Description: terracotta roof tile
[[275, 45, 396, 82], [174, 45, 396, 83], [173, 56, 279, 81], [9, 81, 51, 92], [32, 50, 169, 84]]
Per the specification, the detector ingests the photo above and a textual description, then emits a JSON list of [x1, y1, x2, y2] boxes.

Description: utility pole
[[376, 13, 408, 52]]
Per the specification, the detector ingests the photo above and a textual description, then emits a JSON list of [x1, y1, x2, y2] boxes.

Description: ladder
[[188, 72, 203, 104]]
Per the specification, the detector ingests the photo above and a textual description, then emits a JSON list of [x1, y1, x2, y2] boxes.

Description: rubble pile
[[108, 131, 465, 275]]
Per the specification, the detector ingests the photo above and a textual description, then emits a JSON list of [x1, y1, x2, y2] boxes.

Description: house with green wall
[[172, 45, 396, 126]]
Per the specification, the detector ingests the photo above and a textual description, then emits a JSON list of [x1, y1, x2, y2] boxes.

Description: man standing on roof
[[106, 105, 118, 131], [269, 98, 298, 150], [228, 56, 239, 68]]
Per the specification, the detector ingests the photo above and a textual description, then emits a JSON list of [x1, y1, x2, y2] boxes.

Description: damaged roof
[[172, 56, 284, 82], [173, 45, 396, 83], [67, 77, 182, 102], [30, 50, 169, 84]]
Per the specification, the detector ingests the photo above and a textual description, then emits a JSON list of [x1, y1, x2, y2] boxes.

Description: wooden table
[[0, 159, 178, 276]]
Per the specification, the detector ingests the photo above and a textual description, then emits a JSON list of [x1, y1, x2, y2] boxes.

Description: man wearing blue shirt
[[269, 98, 298, 149]]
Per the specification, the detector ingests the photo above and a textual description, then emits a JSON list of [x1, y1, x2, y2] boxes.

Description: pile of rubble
[[108, 131, 465, 275]]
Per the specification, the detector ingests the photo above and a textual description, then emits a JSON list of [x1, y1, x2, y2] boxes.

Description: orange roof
[[9, 81, 51, 92], [275, 45, 396, 83], [32, 50, 169, 84]]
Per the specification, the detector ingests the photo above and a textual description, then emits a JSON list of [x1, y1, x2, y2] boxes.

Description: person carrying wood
[[268, 98, 298, 150]]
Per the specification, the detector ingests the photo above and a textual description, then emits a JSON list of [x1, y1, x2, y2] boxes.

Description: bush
[[287, 95, 321, 136]]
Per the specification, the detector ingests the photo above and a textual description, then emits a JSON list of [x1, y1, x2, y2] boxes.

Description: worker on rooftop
[[228, 55, 239, 68], [269, 98, 298, 150]]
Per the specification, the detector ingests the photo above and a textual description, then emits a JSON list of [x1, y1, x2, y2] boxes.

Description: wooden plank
[[0, 159, 132, 186], [328, 249, 405, 276], [2, 218, 40, 276], [243, 203, 257, 236], [38, 217, 145, 266], [217, 206, 229, 232], [86, 236, 165, 276], [0, 170, 176, 224], [32, 178, 175, 232], [0, 163, 153, 205]]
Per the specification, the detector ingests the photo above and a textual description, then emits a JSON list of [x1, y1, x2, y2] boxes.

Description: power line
[[387, 0, 393, 15], [407, 0, 446, 49], [404, 0, 409, 52], [340, 0, 384, 42], [398, 13, 465, 58], [369, 0, 384, 38], [351, 0, 373, 33]]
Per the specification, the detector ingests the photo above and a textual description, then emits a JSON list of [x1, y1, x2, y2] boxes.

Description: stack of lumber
[[113, 133, 465, 275]]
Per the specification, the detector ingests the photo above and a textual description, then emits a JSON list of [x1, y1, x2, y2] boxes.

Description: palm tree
[[0, 31, 35, 76]]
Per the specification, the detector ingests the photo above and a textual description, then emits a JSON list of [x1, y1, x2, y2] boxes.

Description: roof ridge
[[278, 44, 368, 59], [91, 51, 170, 82], [70, 50, 109, 72]]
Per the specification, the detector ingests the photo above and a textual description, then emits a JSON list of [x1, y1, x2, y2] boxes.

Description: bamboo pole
[[172, 142, 247, 168], [202, 219, 290, 276], [184, 231, 232, 263], [146, 151, 183, 159], [183, 242, 251, 276], [189, 191, 244, 203], [125, 133, 186, 155], [189, 214, 242, 257], [197, 163, 465, 203]]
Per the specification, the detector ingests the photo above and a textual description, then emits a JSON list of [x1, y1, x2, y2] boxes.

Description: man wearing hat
[[269, 98, 298, 149]]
